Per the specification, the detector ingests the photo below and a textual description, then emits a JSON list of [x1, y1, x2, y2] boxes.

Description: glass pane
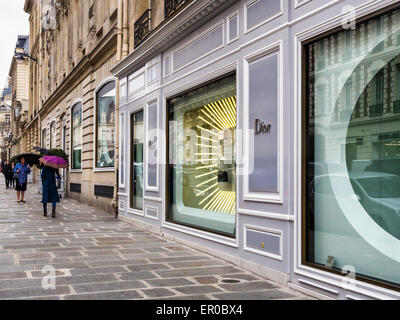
[[120, 113, 125, 185], [131, 111, 144, 211], [97, 82, 116, 168], [305, 9, 400, 288], [168, 74, 237, 237], [72, 104, 82, 169]]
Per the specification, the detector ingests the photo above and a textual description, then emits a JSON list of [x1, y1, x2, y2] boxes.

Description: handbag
[[12, 172, 19, 180]]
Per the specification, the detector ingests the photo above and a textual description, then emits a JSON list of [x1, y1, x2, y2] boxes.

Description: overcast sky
[[0, 0, 29, 89]]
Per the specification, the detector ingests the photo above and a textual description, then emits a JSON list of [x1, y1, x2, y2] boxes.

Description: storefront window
[[130, 111, 144, 210], [96, 81, 116, 168], [305, 9, 400, 289], [168, 74, 237, 237], [71, 103, 82, 170]]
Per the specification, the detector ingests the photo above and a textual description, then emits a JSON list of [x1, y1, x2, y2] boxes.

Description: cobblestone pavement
[[0, 177, 312, 300]]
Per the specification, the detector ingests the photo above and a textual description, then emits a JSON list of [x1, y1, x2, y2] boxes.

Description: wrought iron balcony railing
[[165, 0, 191, 19], [369, 104, 384, 117], [134, 9, 151, 48], [393, 100, 400, 113]]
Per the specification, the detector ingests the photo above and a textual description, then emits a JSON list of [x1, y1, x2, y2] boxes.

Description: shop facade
[[112, 0, 400, 299]]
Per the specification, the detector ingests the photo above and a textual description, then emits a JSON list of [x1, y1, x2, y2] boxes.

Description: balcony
[[393, 100, 400, 113], [165, 0, 191, 19], [369, 104, 384, 117], [134, 9, 151, 48]]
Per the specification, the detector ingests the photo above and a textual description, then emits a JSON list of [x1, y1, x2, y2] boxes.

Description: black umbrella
[[34, 147, 50, 155], [16, 153, 40, 167]]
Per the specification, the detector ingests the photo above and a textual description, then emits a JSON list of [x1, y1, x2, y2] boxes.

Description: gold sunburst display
[[193, 95, 237, 215]]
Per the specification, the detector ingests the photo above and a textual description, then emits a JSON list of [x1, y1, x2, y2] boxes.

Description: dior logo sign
[[254, 118, 272, 135]]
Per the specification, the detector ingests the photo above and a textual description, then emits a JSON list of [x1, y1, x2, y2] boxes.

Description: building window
[[71, 102, 82, 170], [5, 114, 10, 124], [167, 74, 237, 237], [96, 81, 116, 168], [50, 121, 56, 149], [42, 129, 47, 148], [304, 8, 400, 290], [130, 111, 144, 210]]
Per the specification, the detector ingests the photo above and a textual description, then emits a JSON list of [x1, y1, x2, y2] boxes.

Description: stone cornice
[[111, 0, 237, 78]]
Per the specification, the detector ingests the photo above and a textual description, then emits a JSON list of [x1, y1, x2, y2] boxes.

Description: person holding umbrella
[[40, 156, 68, 218], [14, 157, 31, 203]]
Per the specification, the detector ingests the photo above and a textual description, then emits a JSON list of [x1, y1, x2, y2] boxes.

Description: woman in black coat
[[41, 166, 60, 218]]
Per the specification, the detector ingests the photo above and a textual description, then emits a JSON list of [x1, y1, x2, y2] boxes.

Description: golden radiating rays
[[194, 95, 237, 216], [202, 191, 236, 215]]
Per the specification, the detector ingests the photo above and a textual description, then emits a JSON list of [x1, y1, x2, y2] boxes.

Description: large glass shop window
[[96, 82, 116, 168], [71, 103, 82, 170], [131, 111, 144, 211], [168, 74, 237, 237], [305, 8, 400, 289]]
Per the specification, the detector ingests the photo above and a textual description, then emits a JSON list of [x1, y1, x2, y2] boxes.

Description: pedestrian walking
[[9, 162, 16, 188], [1, 161, 7, 187], [14, 157, 31, 203], [41, 166, 60, 218], [3, 161, 12, 189]]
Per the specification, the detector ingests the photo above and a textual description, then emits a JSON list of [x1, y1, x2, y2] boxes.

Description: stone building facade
[[24, 0, 122, 212], [8, 36, 30, 159]]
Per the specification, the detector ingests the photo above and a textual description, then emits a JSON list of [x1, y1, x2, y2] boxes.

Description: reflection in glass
[[131, 111, 144, 211], [71, 103, 82, 169], [305, 9, 400, 288], [168, 74, 236, 237], [96, 82, 116, 168]]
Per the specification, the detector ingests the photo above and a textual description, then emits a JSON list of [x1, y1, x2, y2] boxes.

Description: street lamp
[[15, 52, 37, 63]]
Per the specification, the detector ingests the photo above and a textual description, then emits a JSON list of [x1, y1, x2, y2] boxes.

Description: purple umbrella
[[40, 156, 68, 169]]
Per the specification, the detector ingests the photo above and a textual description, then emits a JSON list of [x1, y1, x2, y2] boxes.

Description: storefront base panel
[[68, 179, 116, 215], [290, 270, 400, 300]]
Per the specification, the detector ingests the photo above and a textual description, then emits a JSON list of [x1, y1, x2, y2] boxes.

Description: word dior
[[254, 118, 272, 135]]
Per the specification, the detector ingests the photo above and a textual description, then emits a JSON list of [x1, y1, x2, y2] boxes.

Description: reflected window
[[71, 103, 82, 170], [96, 81, 116, 168], [130, 111, 144, 210], [305, 8, 400, 289], [167, 74, 237, 237]]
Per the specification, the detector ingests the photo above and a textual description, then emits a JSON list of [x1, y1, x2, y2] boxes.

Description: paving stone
[[221, 274, 259, 281], [64, 290, 143, 300], [87, 258, 148, 268], [168, 260, 226, 269], [52, 251, 83, 257], [72, 280, 146, 293], [145, 278, 195, 287], [156, 266, 242, 278], [141, 288, 176, 298], [155, 295, 211, 300], [55, 274, 118, 285], [70, 266, 127, 276], [149, 256, 211, 263], [213, 289, 295, 300], [218, 281, 277, 291], [193, 276, 219, 284], [0, 272, 28, 280], [174, 285, 222, 294], [126, 264, 170, 272], [118, 271, 158, 281], [0, 286, 71, 299]]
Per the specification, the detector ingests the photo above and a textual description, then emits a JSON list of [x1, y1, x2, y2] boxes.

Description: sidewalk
[[0, 176, 312, 300]]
